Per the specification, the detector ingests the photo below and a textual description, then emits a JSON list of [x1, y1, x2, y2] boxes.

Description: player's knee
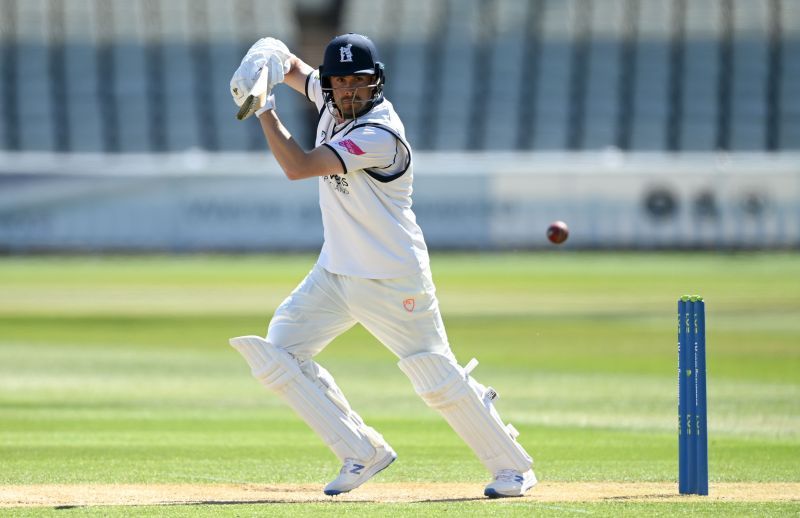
[[397, 352, 474, 408], [229, 335, 303, 391]]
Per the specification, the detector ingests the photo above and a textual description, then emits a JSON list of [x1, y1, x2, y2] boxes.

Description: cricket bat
[[236, 67, 271, 120]]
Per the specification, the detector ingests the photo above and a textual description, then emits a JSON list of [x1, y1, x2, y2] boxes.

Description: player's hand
[[230, 54, 285, 102], [255, 93, 276, 117], [246, 37, 291, 68], [230, 54, 285, 119], [230, 40, 291, 119], [233, 37, 291, 98], [230, 58, 262, 108]]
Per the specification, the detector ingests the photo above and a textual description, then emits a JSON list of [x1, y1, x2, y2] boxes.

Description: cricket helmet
[[319, 33, 385, 116]]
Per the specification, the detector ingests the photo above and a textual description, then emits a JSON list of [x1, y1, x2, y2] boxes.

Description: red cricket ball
[[547, 220, 569, 244]]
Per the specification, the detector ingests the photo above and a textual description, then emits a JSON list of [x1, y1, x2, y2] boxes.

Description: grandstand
[[1, 0, 307, 151], [0, 0, 797, 153]]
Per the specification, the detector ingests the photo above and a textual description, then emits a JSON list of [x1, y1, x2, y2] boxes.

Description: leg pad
[[230, 335, 382, 461], [398, 352, 532, 473]]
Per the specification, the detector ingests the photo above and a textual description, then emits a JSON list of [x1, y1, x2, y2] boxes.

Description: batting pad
[[230, 335, 379, 462], [398, 352, 532, 474]]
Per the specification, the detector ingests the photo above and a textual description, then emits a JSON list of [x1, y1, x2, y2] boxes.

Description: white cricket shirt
[[304, 71, 430, 279]]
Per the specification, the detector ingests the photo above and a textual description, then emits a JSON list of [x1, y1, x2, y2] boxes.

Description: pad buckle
[[506, 423, 520, 439]]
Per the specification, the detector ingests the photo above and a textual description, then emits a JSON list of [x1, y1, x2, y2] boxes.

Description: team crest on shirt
[[403, 298, 415, 312], [336, 139, 365, 155]]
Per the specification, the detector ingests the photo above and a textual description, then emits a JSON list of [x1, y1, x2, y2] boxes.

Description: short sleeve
[[305, 70, 325, 111], [325, 126, 404, 175]]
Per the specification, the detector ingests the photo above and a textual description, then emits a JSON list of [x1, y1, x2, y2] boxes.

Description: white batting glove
[[230, 59, 259, 108], [255, 93, 276, 117], [230, 55, 284, 104], [230, 38, 291, 110], [246, 37, 291, 67]]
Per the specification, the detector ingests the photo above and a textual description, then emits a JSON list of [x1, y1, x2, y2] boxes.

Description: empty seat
[[583, 0, 625, 149], [629, 0, 672, 150], [678, 0, 721, 150], [374, 0, 435, 148], [729, 0, 769, 150], [529, 0, 574, 150], [483, 0, 528, 150], [430, 0, 480, 150], [63, 0, 103, 151], [778, 1, 800, 148], [15, 0, 55, 150]]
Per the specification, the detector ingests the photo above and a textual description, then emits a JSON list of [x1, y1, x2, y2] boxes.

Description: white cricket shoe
[[323, 444, 397, 496], [484, 468, 537, 498]]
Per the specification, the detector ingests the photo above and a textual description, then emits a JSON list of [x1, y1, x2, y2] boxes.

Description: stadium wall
[[0, 151, 797, 251]]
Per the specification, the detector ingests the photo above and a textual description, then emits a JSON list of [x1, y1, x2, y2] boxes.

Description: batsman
[[227, 33, 536, 498]]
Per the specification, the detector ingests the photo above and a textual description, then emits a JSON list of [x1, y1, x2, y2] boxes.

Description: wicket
[[678, 295, 708, 495]]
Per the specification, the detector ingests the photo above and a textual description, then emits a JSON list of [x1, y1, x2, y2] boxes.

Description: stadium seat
[[59, 0, 101, 152], [15, 0, 56, 151], [385, 0, 438, 149], [629, 0, 671, 150], [98, 0, 142, 152], [779, 2, 800, 148], [483, 0, 528, 150], [528, 0, 573, 150], [729, 0, 769, 150], [583, 0, 625, 150], [679, 0, 721, 150], [431, 0, 480, 150]]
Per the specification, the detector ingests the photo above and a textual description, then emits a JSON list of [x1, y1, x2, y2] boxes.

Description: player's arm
[[282, 55, 315, 96], [257, 109, 344, 180]]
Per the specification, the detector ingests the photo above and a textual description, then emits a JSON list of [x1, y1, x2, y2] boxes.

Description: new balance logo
[[349, 463, 365, 474], [340, 44, 353, 62]]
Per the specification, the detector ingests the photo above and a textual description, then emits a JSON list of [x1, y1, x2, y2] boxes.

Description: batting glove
[[246, 37, 291, 66], [230, 54, 285, 105], [230, 38, 291, 113], [255, 93, 276, 117]]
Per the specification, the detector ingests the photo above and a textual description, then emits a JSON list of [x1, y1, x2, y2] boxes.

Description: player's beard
[[334, 85, 376, 120], [336, 97, 371, 120]]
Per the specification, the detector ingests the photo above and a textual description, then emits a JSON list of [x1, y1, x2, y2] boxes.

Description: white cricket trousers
[[266, 262, 453, 361], [250, 262, 534, 475]]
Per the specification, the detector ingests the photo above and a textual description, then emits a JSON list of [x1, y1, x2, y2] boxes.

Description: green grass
[[1, 252, 799, 516], [5, 501, 800, 518], [5, 502, 799, 518]]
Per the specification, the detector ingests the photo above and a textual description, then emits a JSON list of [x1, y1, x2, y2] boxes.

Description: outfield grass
[[0, 252, 798, 516]]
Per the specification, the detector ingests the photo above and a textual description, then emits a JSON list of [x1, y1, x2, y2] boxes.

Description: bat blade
[[236, 94, 257, 120]]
